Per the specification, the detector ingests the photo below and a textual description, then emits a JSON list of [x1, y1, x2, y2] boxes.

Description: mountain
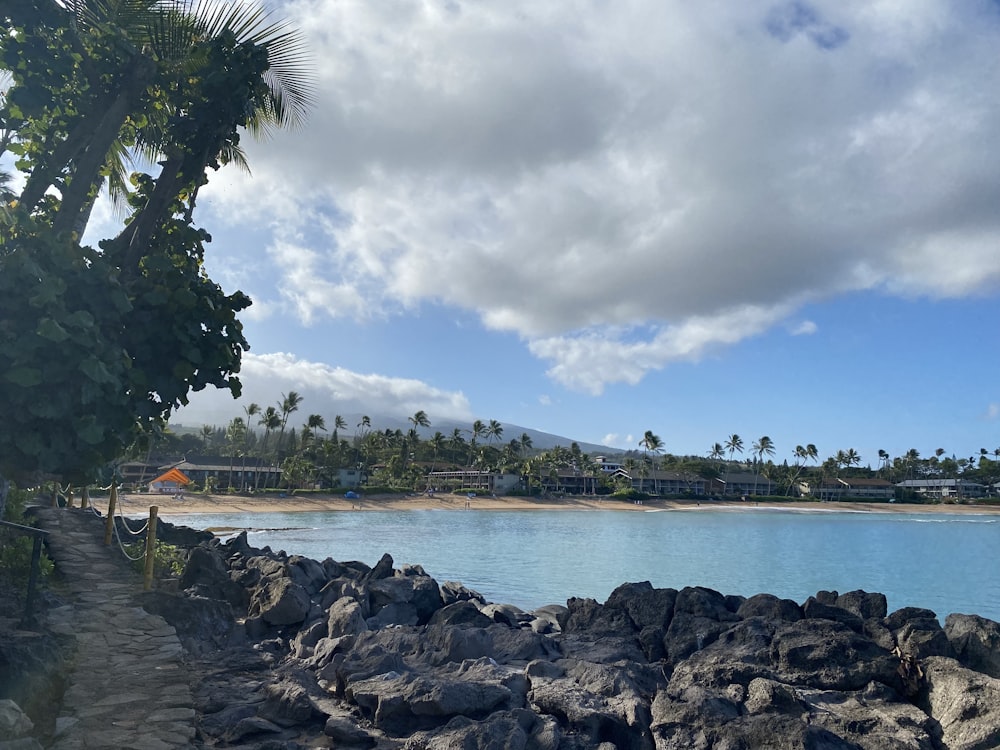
[[172, 412, 621, 456]]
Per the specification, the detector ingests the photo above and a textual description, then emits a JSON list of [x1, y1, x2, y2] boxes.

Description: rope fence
[[99, 485, 160, 590]]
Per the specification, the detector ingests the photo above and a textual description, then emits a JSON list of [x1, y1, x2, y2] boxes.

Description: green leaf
[[5, 367, 43, 387], [37, 317, 70, 342], [79, 356, 115, 384]]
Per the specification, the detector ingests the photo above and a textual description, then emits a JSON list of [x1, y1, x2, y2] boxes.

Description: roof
[[149, 468, 191, 486]]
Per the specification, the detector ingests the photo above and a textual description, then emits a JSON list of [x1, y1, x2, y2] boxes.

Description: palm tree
[[15, 0, 313, 247], [409, 410, 430, 433], [469, 420, 486, 467], [486, 419, 504, 447], [519, 433, 534, 457], [255, 407, 281, 490], [301, 414, 326, 453], [723, 434, 744, 494], [428, 431, 446, 476], [275, 391, 303, 458], [199, 424, 214, 452], [332, 415, 347, 444], [752, 436, 775, 495], [639, 431, 664, 493], [239, 402, 260, 490]]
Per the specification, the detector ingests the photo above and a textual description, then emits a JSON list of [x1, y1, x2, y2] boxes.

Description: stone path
[[32, 507, 196, 749]]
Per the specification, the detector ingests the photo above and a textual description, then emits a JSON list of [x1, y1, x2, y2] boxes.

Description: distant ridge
[[172, 412, 621, 456]]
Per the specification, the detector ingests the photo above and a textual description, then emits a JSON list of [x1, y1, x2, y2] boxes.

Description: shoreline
[[113, 492, 1000, 517]]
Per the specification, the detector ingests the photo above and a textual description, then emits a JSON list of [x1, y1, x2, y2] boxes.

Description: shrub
[[0, 486, 54, 586]]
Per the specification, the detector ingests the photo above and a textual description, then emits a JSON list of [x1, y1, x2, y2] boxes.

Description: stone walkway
[[32, 507, 196, 749]]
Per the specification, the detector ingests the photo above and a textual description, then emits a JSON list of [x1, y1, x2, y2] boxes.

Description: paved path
[[32, 507, 196, 749]]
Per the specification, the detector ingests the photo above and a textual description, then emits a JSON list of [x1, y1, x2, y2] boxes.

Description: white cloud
[[538, 395, 552, 407], [790, 320, 818, 336], [173, 352, 473, 427], [194, 0, 1000, 393], [986, 403, 1000, 421]]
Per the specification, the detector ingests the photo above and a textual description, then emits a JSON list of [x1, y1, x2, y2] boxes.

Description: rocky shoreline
[[7, 515, 1000, 749]]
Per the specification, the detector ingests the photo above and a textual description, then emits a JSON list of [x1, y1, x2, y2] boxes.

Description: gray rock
[[136, 590, 238, 654], [558, 597, 637, 637], [605, 581, 678, 631], [919, 656, 1000, 750], [369, 574, 444, 625], [737, 593, 802, 622], [428, 601, 495, 628], [0, 699, 33, 738], [251, 577, 312, 626], [324, 714, 377, 747], [802, 597, 864, 632], [366, 552, 395, 581], [440, 581, 487, 606], [835, 589, 888, 621], [419, 708, 561, 750], [945, 613, 1000, 678], [328, 597, 370, 638], [771, 618, 899, 691], [288, 555, 329, 594]]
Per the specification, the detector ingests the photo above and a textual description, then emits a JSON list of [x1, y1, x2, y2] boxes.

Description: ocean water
[[159, 507, 1000, 622]]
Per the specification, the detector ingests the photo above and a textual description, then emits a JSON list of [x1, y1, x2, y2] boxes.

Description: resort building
[[709, 472, 775, 497], [797, 477, 896, 501], [169, 455, 282, 491], [425, 470, 521, 494], [895, 478, 988, 500], [611, 468, 707, 496]]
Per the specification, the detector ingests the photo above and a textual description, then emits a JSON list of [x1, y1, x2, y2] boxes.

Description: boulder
[[428, 601, 495, 628], [835, 589, 888, 621], [414, 708, 561, 750], [770, 619, 899, 692], [366, 553, 395, 581], [369, 574, 444, 625], [737, 593, 802, 622], [136, 591, 239, 654], [604, 581, 678, 631], [328, 598, 370, 639], [919, 656, 1000, 750], [945, 613, 1000, 678], [0, 699, 33, 739], [324, 713, 378, 747], [440, 581, 487, 606], [480, 603, 532, 628], [558, 597, 637, 637], [288, 555, 329, 595], [801, 597, 864, 632], [250, 577, 311, 626], [346, 659, 521, 736]]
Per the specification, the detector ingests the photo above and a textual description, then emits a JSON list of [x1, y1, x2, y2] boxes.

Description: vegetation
[[0, 0, 312, 515], [124, 387, 1000, 505]]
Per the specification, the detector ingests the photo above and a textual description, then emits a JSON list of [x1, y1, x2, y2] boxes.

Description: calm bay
[[162, 507, 1000, 622]]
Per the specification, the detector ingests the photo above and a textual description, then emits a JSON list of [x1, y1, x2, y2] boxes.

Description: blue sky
[[73, 0, 1000, 466]]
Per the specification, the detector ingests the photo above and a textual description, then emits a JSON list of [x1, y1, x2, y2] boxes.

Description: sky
[[77, 0, 1000, 466]]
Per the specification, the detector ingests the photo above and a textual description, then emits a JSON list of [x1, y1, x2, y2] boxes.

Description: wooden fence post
[[143, 505, 159, 591], [104, 484, 117, 546]]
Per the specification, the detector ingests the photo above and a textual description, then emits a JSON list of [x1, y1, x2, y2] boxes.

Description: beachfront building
[[593, 456, 623, 473], [896, 478, 988, 501], [118, 460, 162, 490], [709, 472, 775, 497], [426, 469, 521, 494], [797, 477, 896, 501], [170, 455, 282, 491], [611, 468, 707, 496]]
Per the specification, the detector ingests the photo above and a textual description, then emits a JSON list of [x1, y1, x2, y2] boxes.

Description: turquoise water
[[159, 507, 1000, 622]]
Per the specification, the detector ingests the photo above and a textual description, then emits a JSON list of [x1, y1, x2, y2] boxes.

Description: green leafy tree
[[0, 0, 312, 515]]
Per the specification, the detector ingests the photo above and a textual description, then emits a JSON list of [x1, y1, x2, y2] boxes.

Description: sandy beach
[[112, 491, 1000, 517]]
